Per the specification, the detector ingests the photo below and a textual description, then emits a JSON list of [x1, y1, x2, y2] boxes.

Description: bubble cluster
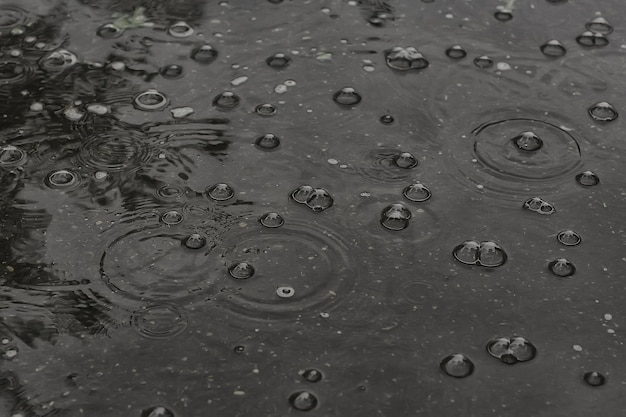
[[228, 261, 255, 279], [583, 371, 606, 387], [548, 258, 576, 277], [588, 102, 618, 122], [191, 44, 218, 64], [575, 170, 600, 186], [206, 183, 236, 202], [540, 40, 567, 57], [380, 203, 411, 231], [255, 103, 277, 117], [402, 182, 431, 202], [512, 131, 543, 151], [259, 212, 285, 228], [557, 230, 581, 246], [289, 391, 318, 411], [576, 31, 609, 47], [141, 405, 175, 417], [332, 87, 362, 106], [393, 152, 418, 169], [384, 47, 429, 71], [445, 45, 467, 59], [290, 185, 333, 212], [266, 52, 291, 68], [440, 353, 474, 378], [486, 336, 537, 364], [44, 169, 80, 189], [212, 91, 240, 110], [523, 197, 555, 215], [134, 89, 169, 111], [452, 240, 507, 267]]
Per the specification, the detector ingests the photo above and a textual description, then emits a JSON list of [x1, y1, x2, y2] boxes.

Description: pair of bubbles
[[290, 185, 334, 212], [379, 182, 432, 231], [288, 369, 324, 411], [547, 229, 582, 278], [227, 260, 295, 299], [452, 240, 507, 268]]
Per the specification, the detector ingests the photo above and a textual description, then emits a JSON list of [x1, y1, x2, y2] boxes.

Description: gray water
[[1, 0, 626, 415]]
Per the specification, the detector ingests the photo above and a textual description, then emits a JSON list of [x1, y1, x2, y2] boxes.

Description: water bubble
[[548, 258, 576, 277], [234, 345, 245, 353], [332, 87, 362, 106], [266, 52, 291, 68], [97, 23, 123, 38], [289, 391, 318, 411], [206, 183, 235, 201], [276, 286, 295, 298], [39, 48, 78, 72], [393, 152, 418, 169], [160, 210, 184, 225], [540, 40, 567, 57], [586, 17, 612, 35], [182, 233, 207, 249], [254, 133, 281, 151], [155, 185, 184, 200], [302, 369, 323, 382], [159, 64, 183, 79], [583, 371, 606, 387], [385, 46, 429, 71], [486, 336, 537, 364], [452, 240, 480, 265], [191, 44, 218, 64], [380, 203, 411, 231], [445, 45, 467, 59], [168, 21, 193, 37], [259, 212, 285, 228], [588, 102, 618, 122], [255, 103, 277, 117], [228, 262, 255, 279], [291, 185, 315, 204], [494, 8, 513, 21], [512, 131, 543, 151], [44, 169, 80, 189], [440, 353, 475, 378], [473, 56, 493, 69], [576, 170, 600, 186], [478, 241, 507, 267], [523, 197, 555, 215], [306, 188, 334, 211], [380, 114, 395, 125], [576, 31, 608, 47], [133, 305, 188, 340], [557, 230, 581, 246], [403, 183, 431, 202], [134, 89, 168, 111], [0, 145, 26, 167], [141, 405, 175, 417], [212, 91, 240, 110]]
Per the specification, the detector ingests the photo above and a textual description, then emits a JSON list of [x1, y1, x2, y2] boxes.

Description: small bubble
[[548, 258, 576, 277], [0, 145, 25, 166], [161, 210, 184, 225], [332, 87, 362, 106], [302, 369, 323, 382], [486, 336, 537, 364], [557, 230, 581, 246], [576, 31, 609, 47], [212, 91, 240, 110], [393, 152, 418, 169], [403, 183, 431, 202], [306, 188, 334, 211], [380, 114, 395, 125], [583, 371, 606, 387], [540, 40, 567, 57], [452, 240, 480, 265], [478, 241, 507, 267], [585, 17, 612, 35], [191, 44, 218, 64], [182, 233, 207, 249], [141, 406, 175, 417], [134, 89, 168, 111], [255, 103, 277, 117], [45, 169, 79, 188], [289, 391, 318, 411], [39, 48, 78, 73], [512, 131, 543, 151], [440, 353, 474, 378], [234, 345, 245, 353], [266, 52, 291, 68], [259, 212, 285, 228], [168, 21, 194, 38], [159, 64, 183, 79], [474, 56, 493, 69], [254, 133, 280, 151], [494, 8, 513, 21], [276, 286, 295, 298], [97, 23, 123, 38], [385, 46, 429, 71], [445, 45, 467, 59], [380, 203, 411, 231], [576, 170, 600, 186], [588, 102, 618, 122], [228, 262, 255, 279], [291, 185, 315, 204], [206, 183, 235, 201]]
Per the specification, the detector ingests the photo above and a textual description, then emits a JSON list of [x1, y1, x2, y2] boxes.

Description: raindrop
[[445, 45, 467, 59], [540, 40, 567, 57], [473, 56, 493, 69], [134, 89, 168, 111], [585, 17, 612, 35], [168, 21, 194, 37], [44, 169, 80, 189], [393, 152, 418, 169], [228, 262, 255, 279], [380, 203, 411, 231], [380, 114, 395, 125], [291, 185, 315, 204], [452, 240, 480, 265], [548, 258, 576, 277], [588, 102, 618, 122], [255, 103, 277, 117], [402, 182, 431, 202], [576, 170, 600, 186], [557, 230, 581, 246], [182, 233, 207, 249], [276, 286, 295, 298], [289, 391, 318, 411], [206, 183, 235, 201], [486, 336, 537, 364], [259, 212, 285, 228], [191, 44, 218, 64], [477, 241, 507, 267], [97, 23, 123, 38], [212, 91, 240, 110], [0, 145, 26, 167], [440, 353, 474, 378], [133, 305, 188, 340], [141, 405, 175, 417], [254, 133, 281, 151], [39, 48, 78, 73], [576, 31, 608, 47], [332, 87, 362, 106], [266, 52, 291, 68], [306, 188, 334, 211], [583, 371, 606, 387], [512, 131, 543, 151], [302, 369, 323, 383], [159, 64, 183, 79], [494, 8, 513, 21], [160, 210, 184, 225], [384, 46, 429, 71]]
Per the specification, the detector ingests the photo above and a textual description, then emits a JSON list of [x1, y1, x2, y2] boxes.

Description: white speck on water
[[170, 107, 194, 118], [30, 102, 43, 111], [327, 158, 338, 165], [320, 312, 330, 318], [230, 75, 248, 86], [445, 13, 454, 19], [87, 103, 109, 115], [604, 313, 613, 321], [63, 106, 84, 121], [572, 345, 583, 352], [274, 84, 287, 94], [110, 61, 125, 71], [607, 329, 615, 334], [284, 79, 296, 87], [496, 62, 511, 71]]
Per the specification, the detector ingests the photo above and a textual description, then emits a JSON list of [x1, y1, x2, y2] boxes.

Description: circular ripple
[[0, 59, 35, 85], [132, 304, 188, 339], [76, 130, 155, 172], [0, 6, 35, 36], [331, 148, 422, 184]]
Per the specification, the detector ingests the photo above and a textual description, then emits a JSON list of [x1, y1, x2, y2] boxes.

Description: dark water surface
[[1, 0, 626, 415]]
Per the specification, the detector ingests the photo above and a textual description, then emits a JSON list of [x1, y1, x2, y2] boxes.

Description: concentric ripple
[[330, 148, 422, 184], [131, 303, 188, 339], [0, 59, 35, 85], [76, 130, 155, 172], [0, 6, 35, 36]]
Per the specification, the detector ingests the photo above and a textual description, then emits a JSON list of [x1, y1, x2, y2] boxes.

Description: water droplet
[[97, 23, 123, 38], [228, 262, 255, 279], [385, 46, 429, 71], [494, 8, 513, 21], [276, 286, 295, 298], [540, 40, 567, 57], [45, 169, 80, 189], [576, 31, 609, 47], [332, 87, 362, 106], [588, 102, 618, 122], [576, 170, 600, 186], [440, 353, 474, 378], [445, 45, 467, 59], [141, 405, 175, 417], [403, 183, 431, 202], [452, 240, 480, 265], [160, 210, 184, 225], [254, 133, 281, 151], [478, 241, 507, 267], [266, 52, 291, 68], [255, 103, 277, 117], [474, 56, 493, 69], [486, 336, 537, 364], [557, 230, 581, 246], [306, 188, 334, 212], [393, 152, 418, 169], [380, 114, 395, 125], [586, 17, 612, 34], [0, 145, 26, 167], [39, 48, 78, 72], [206, 183, 235, 201], [212, 91, 240, 110], [523, 197, 555, 215], [133, 305, 188, 340], [159, 64, 183, 79], [548, 258, 576, 277], [302, 369, 323, 382], [259, 212, 285, 228], [291, 185, 315, 204], [289, 391, 318, 411], [168, 21, 193, 37], [134, 89, 168, 111], [512, 131, 543, 151], [182, 233, 207, 249], [380, 203, 411, 231], [191, 44, 218, 64], [583, 371, 606, 387]]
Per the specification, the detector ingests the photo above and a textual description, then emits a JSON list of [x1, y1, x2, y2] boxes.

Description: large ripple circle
[[77, 130, 155, 172]]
